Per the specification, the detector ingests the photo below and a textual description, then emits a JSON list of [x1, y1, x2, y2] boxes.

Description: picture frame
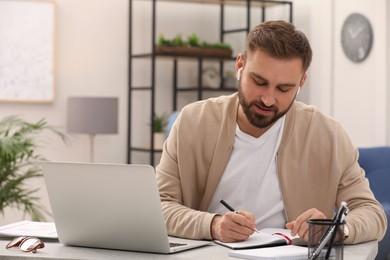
[[0, 0, 55, 103]]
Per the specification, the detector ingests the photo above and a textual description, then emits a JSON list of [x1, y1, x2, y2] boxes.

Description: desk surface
[[0, 239, 378, 260]]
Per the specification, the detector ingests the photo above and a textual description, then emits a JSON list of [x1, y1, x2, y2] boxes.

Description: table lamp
[[67, 97, 118, 162]]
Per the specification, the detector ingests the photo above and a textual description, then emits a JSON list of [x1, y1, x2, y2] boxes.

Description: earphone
[[236, 67, 243, 81], [296, 87, 301, 96]]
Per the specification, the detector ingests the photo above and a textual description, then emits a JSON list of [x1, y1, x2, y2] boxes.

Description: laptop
[[42, 161, 210, 253]]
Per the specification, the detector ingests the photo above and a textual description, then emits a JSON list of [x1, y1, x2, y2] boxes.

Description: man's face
[[237, 49, 306, 131]]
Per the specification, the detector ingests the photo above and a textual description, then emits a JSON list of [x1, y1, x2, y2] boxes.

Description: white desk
[[0, 239, 378, 259]]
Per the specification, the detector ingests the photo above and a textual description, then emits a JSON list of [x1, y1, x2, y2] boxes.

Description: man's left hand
[[285, 208, 326, 241]]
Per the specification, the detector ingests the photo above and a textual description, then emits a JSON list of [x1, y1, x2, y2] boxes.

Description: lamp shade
[[67, 97, 118, 135]]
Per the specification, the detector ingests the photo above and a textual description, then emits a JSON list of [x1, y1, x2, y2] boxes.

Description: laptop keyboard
[[169, 242, 187, 248]]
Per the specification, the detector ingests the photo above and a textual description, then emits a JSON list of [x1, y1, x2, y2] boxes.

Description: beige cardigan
[[156, 93, 387, 244]]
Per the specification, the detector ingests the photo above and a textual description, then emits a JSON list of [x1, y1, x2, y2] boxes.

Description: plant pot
[[154, 132, 165, 150]]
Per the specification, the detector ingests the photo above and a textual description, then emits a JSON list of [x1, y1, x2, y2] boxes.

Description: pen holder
[[308, 219, 345, 260]]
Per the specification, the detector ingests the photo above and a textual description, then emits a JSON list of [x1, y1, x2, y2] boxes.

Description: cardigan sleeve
[[156, 111, 217, 240]]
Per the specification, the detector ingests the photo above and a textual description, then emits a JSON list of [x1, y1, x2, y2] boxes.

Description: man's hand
[[211, 210, 257, 242], [285, 208, 326, 241]]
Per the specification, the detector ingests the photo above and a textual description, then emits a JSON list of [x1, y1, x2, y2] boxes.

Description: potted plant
[[156, 33, 233, 58], [0, 116, 67, 221], [152, 113, 168, 150]]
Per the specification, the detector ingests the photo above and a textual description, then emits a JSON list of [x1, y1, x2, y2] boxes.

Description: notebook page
[[228, 245, 308, 260]]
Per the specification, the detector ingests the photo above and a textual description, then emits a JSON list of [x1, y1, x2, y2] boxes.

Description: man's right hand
[[211, 210, 257, 242]]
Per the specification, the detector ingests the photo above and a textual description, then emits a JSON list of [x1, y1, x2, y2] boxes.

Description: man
[[156, 20, 387, 244]]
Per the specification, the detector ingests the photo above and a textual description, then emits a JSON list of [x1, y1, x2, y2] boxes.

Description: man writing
[[156, 20, 387, 244]]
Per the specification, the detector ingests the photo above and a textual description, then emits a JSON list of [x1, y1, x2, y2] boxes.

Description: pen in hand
[[220, 199, 260, 233]]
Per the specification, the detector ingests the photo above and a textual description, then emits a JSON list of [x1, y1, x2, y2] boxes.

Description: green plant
[[153, 113, 168, 133], [0, 116, 68, 221], [157, 33, 232, 50], [188, 33, 200, 47], [158, 34, 187, 47]]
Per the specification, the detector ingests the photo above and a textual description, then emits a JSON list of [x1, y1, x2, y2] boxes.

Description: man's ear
[[300, 73, 307, 87], [236, 53, 245, 81], [236, 53, 245, 68]]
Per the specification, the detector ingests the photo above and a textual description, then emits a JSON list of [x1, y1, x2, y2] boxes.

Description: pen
[[325, 202, 349, 259], [219, 199, 260, 233], [308, 202, 349, 260]]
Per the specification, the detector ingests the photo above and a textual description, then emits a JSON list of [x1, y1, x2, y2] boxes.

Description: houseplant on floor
[[0, 116, 67, 221]]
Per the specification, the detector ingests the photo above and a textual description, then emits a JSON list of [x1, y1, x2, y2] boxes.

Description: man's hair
[[244, 20, 312, 72]]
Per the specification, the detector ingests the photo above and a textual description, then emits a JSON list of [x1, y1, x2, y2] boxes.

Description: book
[[228, 245, 308, 260], [0, 220, 58, 239], [214, 228, 304, 250]]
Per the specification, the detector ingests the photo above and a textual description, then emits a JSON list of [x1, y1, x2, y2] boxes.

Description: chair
[[358, 147, 390, 260], [165, 111, 179, 139]]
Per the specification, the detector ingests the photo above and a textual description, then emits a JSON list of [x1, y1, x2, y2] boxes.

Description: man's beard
[[238, 82, 295, 129]]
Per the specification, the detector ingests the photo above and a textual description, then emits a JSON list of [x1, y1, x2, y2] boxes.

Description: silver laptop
[[42, 161, 210, 253]]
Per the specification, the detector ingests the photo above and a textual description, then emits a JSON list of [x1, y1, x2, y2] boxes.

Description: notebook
[[228, 245, 308, 260], [215, 228, 304, 250], [42, 161, 210, 253]]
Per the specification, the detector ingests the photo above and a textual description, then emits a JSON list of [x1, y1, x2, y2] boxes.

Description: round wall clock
[[341, 13, 373, 63]]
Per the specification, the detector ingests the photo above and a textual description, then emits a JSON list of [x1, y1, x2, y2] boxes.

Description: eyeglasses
[[6, 236, 45, 253]]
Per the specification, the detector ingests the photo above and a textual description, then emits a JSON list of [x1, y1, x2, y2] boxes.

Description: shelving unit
[[128, 0, 293, 165]]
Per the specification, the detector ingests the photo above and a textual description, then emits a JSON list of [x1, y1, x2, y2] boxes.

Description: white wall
[[293, 0, 389, 147], [1, 0, 389, 224], [388, 2, 390, 144], [295, 0, 334, 115], [0, 0, 129, 224], [332, 0, 388, 146]]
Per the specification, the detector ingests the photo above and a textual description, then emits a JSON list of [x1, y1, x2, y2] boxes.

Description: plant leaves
[[0, 116, 68, 221]]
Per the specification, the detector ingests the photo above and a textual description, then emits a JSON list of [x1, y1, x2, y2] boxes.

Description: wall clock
[[341, 13, 373, 63]]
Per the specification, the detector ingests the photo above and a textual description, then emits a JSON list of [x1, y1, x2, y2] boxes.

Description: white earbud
[[296, 87, 301, 96], [236, 67, 243, 81]]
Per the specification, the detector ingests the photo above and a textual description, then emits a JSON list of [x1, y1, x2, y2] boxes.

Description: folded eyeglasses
[[6, 236, 45, 253]]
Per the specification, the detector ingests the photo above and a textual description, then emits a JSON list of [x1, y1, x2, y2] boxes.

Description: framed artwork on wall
[[0, 0, 55, 103]]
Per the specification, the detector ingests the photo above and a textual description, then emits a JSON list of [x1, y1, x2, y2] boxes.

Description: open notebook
[[222, 229, 308, 260], [42, 161, 210, 254], [214, 228, 304, 250]]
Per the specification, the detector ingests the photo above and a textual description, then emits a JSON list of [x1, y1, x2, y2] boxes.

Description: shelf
[[130, 86, 237, 92], [131, 52, 237, 61], [156, 46, 232, 58], [130, 86, 153, 91], [128, 0, 293, 165], [136, 0, 292, 8], [176, 87, 237, 92], [131, 147, 163, 153]]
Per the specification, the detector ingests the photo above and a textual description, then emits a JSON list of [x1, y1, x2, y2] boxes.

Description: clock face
[[341, 13, 373, 63]]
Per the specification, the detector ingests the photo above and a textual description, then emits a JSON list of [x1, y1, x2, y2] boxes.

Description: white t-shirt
[[208, 116, 286, 229]]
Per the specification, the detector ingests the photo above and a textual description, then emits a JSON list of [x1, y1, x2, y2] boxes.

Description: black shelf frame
[[128, 0, 293, 165]]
